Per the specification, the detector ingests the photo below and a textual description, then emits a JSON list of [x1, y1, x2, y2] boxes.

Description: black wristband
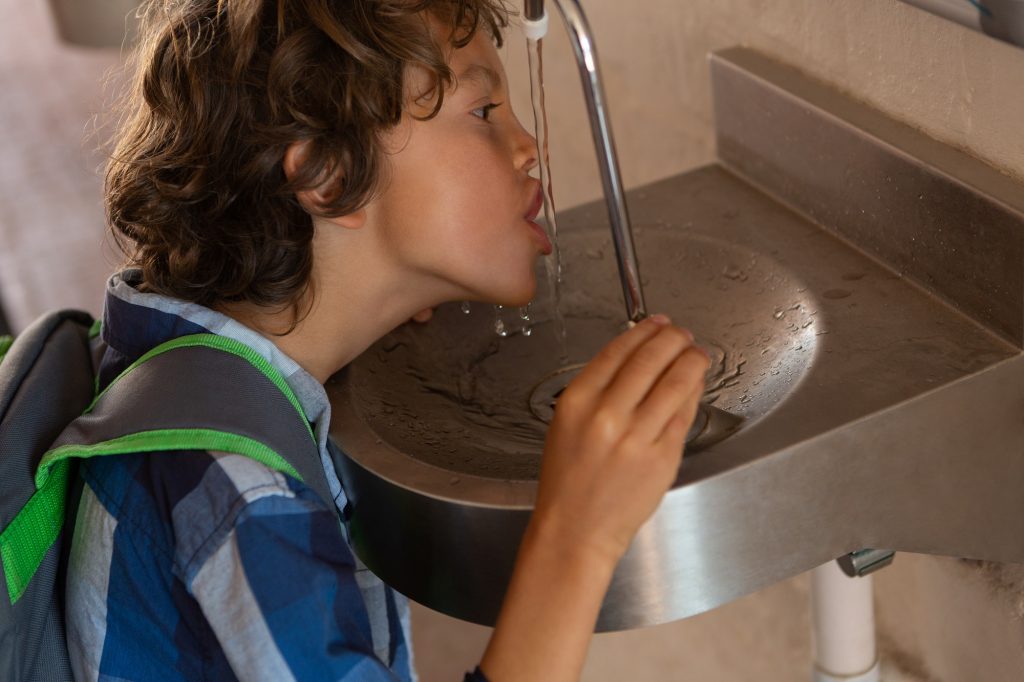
[[463, 665, 490, 682]]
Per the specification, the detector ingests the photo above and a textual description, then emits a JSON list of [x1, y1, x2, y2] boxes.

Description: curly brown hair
[[105, 0, 511, 328]]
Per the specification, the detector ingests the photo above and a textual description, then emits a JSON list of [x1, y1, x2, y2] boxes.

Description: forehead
[[449, 29, 505, 92], [401, 22, 506, 111]]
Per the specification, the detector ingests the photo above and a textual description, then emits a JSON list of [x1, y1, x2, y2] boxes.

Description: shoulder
[[78, 449, 332, 581]]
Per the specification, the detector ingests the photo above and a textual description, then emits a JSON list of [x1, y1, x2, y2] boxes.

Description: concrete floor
[[0, 0, 121, 333]]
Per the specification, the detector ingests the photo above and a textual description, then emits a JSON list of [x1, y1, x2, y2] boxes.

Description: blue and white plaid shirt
[[65, 270, 434, 681]]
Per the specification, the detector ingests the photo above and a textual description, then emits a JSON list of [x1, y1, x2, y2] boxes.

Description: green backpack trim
[[0, 333, 316, 605], [2, 429, 302, 604], [89, 333, 315, 443], [0, 336, 12, 365]]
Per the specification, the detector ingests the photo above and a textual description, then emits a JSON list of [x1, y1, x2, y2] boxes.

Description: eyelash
[[472, 102, 502, 121]]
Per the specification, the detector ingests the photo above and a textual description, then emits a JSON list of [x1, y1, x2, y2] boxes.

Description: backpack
[[0, 310, 336, 681]]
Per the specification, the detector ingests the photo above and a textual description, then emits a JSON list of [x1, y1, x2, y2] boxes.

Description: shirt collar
[[99, 268, 333, 459]]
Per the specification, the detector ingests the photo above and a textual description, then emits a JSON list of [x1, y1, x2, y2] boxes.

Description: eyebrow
[[456, 63, 502, 92]]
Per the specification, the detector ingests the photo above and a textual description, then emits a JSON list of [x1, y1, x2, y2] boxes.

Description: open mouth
[[524, 184, 551, 254], [525, 184, 544, 222]]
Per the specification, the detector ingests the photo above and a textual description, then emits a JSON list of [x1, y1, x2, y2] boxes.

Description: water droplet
[[823, 289, 852, 300], [494, 305, 509, 337], [773, 309, 785, 320], [461, 301, 471, 314]]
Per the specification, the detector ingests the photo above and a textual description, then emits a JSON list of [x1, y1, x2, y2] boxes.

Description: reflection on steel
[[327, 48, 1024, 631]]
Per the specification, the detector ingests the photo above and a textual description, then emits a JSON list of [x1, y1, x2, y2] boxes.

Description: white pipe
[[810, 561, 881, 682]]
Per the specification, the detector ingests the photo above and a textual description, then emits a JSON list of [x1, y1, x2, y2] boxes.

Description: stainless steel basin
[[325, 48, 1024, 631], [342, 228, 816, 483]]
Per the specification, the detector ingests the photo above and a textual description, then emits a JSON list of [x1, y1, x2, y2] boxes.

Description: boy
[[70, 1, 709, 680]]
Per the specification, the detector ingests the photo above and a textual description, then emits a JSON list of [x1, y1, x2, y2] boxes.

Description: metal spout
[[524, 0, 647, 323]]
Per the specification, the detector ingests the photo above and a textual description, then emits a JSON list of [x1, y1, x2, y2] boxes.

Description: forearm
[[479, 516, 619, 682]]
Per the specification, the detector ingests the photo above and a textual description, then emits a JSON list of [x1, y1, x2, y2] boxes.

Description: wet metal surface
[[326, 49, 1024, 631], [713, 47, 1024, 346], [340, 221, 814, 481]]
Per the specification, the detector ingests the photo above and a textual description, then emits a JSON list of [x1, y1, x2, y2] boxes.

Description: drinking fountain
[[325, 10, 1024, 640]]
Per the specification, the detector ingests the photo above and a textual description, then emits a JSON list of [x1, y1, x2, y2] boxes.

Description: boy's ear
[[283, 140, 366, 230]]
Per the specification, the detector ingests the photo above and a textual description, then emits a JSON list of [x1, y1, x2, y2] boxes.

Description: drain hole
[[549, 387, 567, 412], [529, 364, 744, 451], [529, 364, 586, 424]]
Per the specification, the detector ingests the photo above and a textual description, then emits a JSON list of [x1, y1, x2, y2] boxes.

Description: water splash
[[492, 304, 534, 337], [519, 305, 533, 337]]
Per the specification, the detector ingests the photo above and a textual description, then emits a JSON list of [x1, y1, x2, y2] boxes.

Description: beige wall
[[498, 0, 1024, 211]]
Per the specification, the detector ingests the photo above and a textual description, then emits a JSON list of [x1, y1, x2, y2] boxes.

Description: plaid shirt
[[64, 270, 436, 681]]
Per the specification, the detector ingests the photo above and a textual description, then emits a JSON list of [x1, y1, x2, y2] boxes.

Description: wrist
[[523, 510, 625, 574]]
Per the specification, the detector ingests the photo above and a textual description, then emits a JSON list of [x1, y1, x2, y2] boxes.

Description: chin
[[470, 262, 538, 307], [500, 272, 538, 307], [484, 285, 535, 309]]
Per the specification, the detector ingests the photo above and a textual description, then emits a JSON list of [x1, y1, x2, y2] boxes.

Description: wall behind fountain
[[500, 0, 1024, 208], [496, 0, 1024, 679]]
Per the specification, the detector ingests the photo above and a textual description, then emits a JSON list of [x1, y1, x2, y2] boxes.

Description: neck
[[218, 220, 456, 384]]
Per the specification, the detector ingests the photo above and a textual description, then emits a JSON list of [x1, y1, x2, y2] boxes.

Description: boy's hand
[[411, 308, 434, 323], [531, 315, 710, 565]]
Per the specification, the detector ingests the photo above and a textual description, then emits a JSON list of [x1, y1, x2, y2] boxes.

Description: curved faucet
[[523, 0, 647, 324]]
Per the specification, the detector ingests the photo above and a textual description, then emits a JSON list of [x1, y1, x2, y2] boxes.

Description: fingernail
[[649, 313, 671, 325]]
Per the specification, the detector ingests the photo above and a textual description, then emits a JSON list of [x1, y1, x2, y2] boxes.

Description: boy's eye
[[471, 102, 502, 121]]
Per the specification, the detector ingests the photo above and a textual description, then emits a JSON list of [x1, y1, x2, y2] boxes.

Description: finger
[[600, 325, 697, 414], [569, 315, 672, 396], [652, 412, 689, 463], [655, 409, 688, 450], [633, 347, 709, 441]]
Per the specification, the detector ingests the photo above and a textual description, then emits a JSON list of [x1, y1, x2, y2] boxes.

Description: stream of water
[[526, 37, 568, 359]]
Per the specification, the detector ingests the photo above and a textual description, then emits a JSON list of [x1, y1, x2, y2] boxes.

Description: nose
[[511, 116, 539, 175]]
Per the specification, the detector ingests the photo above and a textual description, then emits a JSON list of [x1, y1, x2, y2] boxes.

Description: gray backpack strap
[[0, 311, 95, 497], [0, 310, 95, 682], [52, 334, 334, 506], [2, 331, 332, 682]]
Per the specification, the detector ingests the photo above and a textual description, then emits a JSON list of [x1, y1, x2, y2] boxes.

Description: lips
[[524, 183, 552, 255], [525, 183, 544, 222]]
